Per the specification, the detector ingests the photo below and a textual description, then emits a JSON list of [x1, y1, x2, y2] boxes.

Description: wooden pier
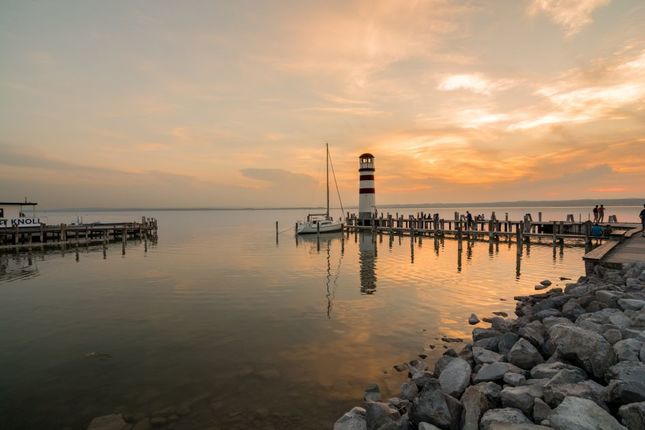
[[342, 211, 638, 247], [0, 217, 158, 250], [583, 227, 644, 274]]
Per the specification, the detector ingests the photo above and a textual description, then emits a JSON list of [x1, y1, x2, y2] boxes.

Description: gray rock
[[473, 328, 502, 342], [503, 372, 526, 386], [540, 280, 552, 287], [604, 328, 623, 345], [434, 356, 455, 377], [535, 284, 548, 290], [614, 339, 643, 362], [469, 313, 480, 325], [365, 402, 400, 430], [474, 362, 525, 383], [439, 357, 472, 398], [364, 384, 381, 402], [549, 323, 616, 379], [532, 398, 551, 423], [408, 359, 429, 379], [618, 402, 645, 430], [409, 379, 452, 428], [619, 299, 645, 311], [474, 336, 500, 352], [530, 361, 583, 379], [480, 408, 531, 430], [498, 333, 520, 357], [508, 338, 544, 370], [542, 317, 574, 330], [543, 380, 607, 409], [418, 423, 441, 430], [641, 344, 645, 362], [562, 299, 586, 319], [459, 382, 501, 430], [500, 384, 544, 416], [550, 396, 626, 430], [597, 290, 622, 307], [444, 394, 463, 430], [519, 321, 545, 347], [473, 347, 504, 364], [334, 407, 367, 430], [536, 308, 563, 320], [400, 381, 418, 401], [606, 361, 645, 404], [546, 368, 588, 385], [86, 414, 129, 430]]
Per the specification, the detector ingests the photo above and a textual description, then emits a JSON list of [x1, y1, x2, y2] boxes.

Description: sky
[[1, 0, 644, 209]]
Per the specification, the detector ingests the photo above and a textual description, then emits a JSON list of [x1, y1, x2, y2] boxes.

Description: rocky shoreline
[[334, 262, 645, 430]]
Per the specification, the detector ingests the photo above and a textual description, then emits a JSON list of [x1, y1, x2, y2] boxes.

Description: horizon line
[[38, 197, 645, 212]]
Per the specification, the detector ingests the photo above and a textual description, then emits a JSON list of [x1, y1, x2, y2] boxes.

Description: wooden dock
[[342, 211, 638, 246], [0, 217, 158, 250]]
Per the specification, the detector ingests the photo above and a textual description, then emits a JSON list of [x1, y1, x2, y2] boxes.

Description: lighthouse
[[358, 153, 376, 225]]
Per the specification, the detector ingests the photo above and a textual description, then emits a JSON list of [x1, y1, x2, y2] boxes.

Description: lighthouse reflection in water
[[359, 233, 377, 294]]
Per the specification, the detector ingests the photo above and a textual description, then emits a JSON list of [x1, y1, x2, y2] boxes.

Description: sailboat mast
[[326, 143, 330, 218]]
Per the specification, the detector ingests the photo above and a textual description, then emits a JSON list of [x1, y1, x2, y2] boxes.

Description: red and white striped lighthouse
[[358, 153, 375, 225]]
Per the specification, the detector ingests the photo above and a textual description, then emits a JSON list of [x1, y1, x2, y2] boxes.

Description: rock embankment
[[334, 262, 645, 430]]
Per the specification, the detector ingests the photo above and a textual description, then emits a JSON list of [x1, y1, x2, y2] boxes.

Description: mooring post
[[457, 220, 463, 251]]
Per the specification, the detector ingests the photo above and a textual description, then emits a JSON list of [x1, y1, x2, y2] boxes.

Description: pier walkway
[[583, 226, 644, 274]]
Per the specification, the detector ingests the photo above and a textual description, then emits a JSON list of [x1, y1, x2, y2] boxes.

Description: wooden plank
[[583, 240, 620, 262]]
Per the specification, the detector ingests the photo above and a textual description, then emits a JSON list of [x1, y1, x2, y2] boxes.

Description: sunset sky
[[1, 0, 644, 208]]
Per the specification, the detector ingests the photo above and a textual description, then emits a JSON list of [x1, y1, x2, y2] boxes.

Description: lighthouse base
[[358, 212, 373, 226]]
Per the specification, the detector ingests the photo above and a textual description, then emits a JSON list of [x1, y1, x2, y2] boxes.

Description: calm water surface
[[0, 207, 637, 429]]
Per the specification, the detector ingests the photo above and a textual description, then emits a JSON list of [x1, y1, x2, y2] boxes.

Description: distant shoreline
[[38, 198, 645, 212]]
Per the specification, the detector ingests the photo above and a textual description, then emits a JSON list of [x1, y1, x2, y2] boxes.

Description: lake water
[[0, 207, 640, 429]]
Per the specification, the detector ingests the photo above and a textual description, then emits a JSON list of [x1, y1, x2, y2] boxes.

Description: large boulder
[[400, 380, 419, 401], [500, 384, 544, 417], [409, 379, 453, 429], [549, 396, 626, 430], [549, 323, 616, 378], [439, 358, 472, 398], [618, 402, 645, 430], [459, 382, 501, 430], [479, 408, 531, 430], [474, 362, 525, 383], [546, 368, 588, 385], [334, 407, 367, 430], [606, 361, 645, 404], [508, 338, 544, 370]]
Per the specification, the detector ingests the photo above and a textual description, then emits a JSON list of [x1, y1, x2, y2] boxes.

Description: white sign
[[0, 218, 41, 228]]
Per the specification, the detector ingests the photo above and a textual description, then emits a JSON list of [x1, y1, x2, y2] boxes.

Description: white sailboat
[[296, 144, 343, 234]]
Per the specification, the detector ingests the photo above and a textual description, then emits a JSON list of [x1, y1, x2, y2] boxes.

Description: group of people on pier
[[592, 204, 606, 223]]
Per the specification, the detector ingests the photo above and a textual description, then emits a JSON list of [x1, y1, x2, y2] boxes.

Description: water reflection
[[359, 233, 377, 294]]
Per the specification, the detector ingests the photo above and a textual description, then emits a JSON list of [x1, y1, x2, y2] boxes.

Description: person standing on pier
[[599, 204, 605, 223], [593, 205, 599, 222], [640, 204, 645, 237], [466, 211, 473, 230]]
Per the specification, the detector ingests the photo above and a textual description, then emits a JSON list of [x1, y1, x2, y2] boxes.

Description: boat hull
[[296, 222, 343, 234]]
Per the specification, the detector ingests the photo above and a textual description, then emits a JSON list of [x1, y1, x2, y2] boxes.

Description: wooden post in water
[[275, 221, 279, 245], [457, 220, 463, 252]]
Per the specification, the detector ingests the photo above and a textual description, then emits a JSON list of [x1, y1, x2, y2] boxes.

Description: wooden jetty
[[583, 227, 645, 274], [342, 211, 638, 247], [0, 217, 158, 250]]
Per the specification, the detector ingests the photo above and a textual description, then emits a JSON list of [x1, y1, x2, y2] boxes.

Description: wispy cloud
[[529, 0, 611, 36], [437, 74, 513, 95]]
